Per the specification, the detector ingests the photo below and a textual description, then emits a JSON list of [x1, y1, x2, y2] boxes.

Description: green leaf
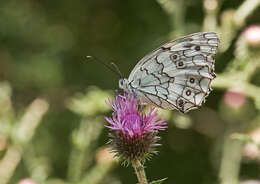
[[150, 178, 168, 184]]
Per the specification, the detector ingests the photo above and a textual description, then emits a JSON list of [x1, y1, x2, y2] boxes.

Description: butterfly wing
[[128, 32, 219, 113]]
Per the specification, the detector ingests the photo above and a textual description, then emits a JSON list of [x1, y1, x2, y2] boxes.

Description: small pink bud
[[18, 178, 36, 184], [224, 89, 246, 109], [244, 25, 260, 45]]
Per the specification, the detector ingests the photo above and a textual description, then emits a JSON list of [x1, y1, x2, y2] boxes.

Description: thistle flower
[[105, 92, 167, 164]]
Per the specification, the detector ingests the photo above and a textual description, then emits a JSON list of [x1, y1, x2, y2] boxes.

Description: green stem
[[219, 129, 243, 184], [132, 160, 148, 184], [67, 148, 86, 182], [233, 0, 260, 28], [172, 0, 185, 35], [78, 163, 114, 184]]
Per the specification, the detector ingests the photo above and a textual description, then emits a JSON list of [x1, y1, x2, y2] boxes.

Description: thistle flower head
[[105, 92, 167, 163]]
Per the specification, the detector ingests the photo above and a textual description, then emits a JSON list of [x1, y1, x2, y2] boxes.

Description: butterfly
[[119, 32, 219, 113]]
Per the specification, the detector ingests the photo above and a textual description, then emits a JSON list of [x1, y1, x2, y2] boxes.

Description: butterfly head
[[119, 78, 128, 91]]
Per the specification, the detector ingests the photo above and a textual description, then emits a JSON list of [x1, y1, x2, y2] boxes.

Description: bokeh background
[[1, 0, 260, 184]]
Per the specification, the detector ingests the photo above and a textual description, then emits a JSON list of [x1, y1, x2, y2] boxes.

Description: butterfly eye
[[119, 79, 124, 87]]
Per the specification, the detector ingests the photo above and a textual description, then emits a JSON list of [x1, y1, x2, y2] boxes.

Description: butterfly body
[[119, 32, 219, 113]]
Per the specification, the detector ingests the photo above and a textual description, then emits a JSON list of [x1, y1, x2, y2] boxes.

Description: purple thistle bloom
[[105, 92, 167, 163]]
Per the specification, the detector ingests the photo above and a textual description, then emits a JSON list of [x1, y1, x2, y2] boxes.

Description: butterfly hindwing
[[126, 32, 219, 113]]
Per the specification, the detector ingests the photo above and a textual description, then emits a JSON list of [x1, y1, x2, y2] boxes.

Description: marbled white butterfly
[[119, 32, 219, 113]]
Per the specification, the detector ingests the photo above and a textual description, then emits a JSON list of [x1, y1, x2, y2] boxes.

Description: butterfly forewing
[[125, 32, 219, 113]]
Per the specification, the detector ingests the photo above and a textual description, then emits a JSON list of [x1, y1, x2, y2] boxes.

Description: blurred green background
[[1, 0, 260, 184]]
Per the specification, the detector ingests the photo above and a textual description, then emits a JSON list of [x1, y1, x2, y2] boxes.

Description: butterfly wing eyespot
[[195, 45, 200, 51], [177, 98, 184, 107], [124, 32, 219, 113], [189, 77, 195, 84], [185, 89, 192, 96], [176, 61, 186, 69], [170, 53, 179, 61]]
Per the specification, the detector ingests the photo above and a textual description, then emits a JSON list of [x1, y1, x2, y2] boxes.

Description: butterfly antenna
[[110, 62, 123, 78], [86, 55, 122, 78]]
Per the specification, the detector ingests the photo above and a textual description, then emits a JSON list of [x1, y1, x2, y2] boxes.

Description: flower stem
[[219, 128, 243, 184], [132, 160, 148, 184]]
